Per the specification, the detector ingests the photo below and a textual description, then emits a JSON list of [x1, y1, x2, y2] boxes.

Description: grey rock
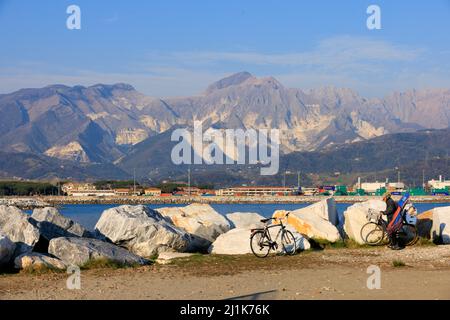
[[95, 205, 190, 257], [157, 204, 231, 252], [430, 206, 450, 244], [48, 237, 148, 267], [226, 212, 265, 229], [0, 205, 40, 256], [14, 252, 67, 271], [0, 233, 16, 266], [0, 198, 49, 209], [31, 207, 91, 241], [208, 227, 311, 255]]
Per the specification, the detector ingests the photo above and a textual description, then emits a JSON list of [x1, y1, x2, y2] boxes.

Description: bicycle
[[249, 212, 297, 258], [360, 209, 418, 246]]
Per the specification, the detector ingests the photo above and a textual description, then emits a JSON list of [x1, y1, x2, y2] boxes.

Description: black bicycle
[[250, 212, 297, 258], [360, 209, 418, 246]]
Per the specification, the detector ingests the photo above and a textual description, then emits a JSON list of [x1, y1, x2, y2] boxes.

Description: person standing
[[381, 192, 403, 250]]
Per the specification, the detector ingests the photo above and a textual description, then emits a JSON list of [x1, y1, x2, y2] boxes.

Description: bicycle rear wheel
[[398, 224, 418, 246], [360, 222, 385, 245], [281, 230, 297, 255], [250, 230, 271, 258]]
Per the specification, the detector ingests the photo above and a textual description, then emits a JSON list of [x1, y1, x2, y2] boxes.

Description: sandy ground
[[1, 246, 450, 300]]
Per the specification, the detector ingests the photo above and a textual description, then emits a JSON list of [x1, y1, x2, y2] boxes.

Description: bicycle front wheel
[[398, 224, 418, 246], [250, 230, 271, 258], [360, 222, 385, 245], [281, 230, 297, 255]]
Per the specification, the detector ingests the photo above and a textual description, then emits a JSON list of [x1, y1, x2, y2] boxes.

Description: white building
[[360, 182, 386, 193], [70, 190, 115, 197], [387, 182, 405, 191], [428, 176, 450, 189]]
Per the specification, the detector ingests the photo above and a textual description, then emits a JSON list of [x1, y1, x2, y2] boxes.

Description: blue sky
[[1, 0, 450, 97]]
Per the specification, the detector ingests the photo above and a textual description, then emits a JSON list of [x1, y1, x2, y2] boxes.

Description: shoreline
[[2, 246, 450, 300], [6, 195, 450, 206]]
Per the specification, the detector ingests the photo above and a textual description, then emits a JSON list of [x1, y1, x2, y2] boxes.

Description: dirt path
[[1, 246, 450, 300]]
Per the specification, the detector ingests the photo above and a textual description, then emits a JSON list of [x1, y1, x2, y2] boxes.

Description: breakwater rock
[[48, 237, 148, 266], [95, 205, 190, 257], [157, 204, 231, 252], [0, 205, 40, 256], [273, 199, 341, 243], [42, 195, 450, 206], [0, 198, 50, 210]]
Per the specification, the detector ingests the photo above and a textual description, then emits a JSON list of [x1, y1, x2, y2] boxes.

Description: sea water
[[42, 202, 450, 230]]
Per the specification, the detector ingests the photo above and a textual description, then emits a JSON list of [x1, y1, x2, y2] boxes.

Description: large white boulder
[[31, 207, 91, 241], [208, 227, 310, 255], [48, 237, 148, 266], [226, 212, 265, 229], [273, 204, 341, 243], [157, 204, 231, 251], [95, 205, 190, 257], [343, 200, 386, 244], [430, 206, 450, 244], [208, 229, 253, 255], [0, 205, 40, 255], [14, 252, 67, 271], [417, 210, 433, 239], [0, 233, 16, 267], [303, 198, 339, 226]]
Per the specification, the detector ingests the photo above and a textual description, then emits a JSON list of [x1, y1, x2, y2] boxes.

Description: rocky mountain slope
[[2, 72, 448, 163], [116, 127, 450, 186], [0, 72, 449, 182]]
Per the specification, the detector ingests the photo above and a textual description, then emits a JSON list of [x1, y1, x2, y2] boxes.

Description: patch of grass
[[392, 259, 406, 267], [80, 258, 139, 270], [146, 254, 159, 264], [20, 265, 64, 275], [309, 238, 372, 250], [415, 238, 438, 247], [342, 239, 373, 249]]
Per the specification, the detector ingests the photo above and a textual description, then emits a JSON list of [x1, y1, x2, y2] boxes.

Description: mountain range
[[1, 72, 449, 185]]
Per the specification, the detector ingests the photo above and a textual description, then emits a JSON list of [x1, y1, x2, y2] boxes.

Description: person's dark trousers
[[387, 215, 398, 247], [387, 215, 404, 249]]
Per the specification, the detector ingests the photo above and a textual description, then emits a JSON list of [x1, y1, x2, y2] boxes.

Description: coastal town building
[[359, 182, 386, 194], [354, 181, 406, 195], [216, 186, 296, 197], [61, 182, 96, 196], [301, 187, 318, 196], [387, 182, 406, 193], [178, 186, 203, 196], [113, 188, 133, 196], [105, 187, 142, 196], [428, 176, 450, 189], [144, 188, 162, 196], [69, 190, 115, 197]]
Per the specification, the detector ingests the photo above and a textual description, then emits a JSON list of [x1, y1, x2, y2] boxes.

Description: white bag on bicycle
[[366, 208, 381, 222]]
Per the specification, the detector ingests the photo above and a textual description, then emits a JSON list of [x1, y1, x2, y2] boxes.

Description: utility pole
[[188, 167, 191, 196], [297, 171, 301, 189], [422, 169, 425, 189], [133, 168, 136, 195], [283, 171, 286, 188], [398, 170, 401, 184]]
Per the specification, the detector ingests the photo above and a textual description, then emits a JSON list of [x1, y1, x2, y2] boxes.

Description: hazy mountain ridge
[[115, 127, 450, 186], [0, 72, 449, 181], [0, 151, 129, 181]]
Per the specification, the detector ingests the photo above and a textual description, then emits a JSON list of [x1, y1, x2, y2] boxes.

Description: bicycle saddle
[[260, 218, 274, 223]]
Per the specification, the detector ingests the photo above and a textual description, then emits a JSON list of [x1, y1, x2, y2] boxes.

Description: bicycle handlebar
[[261, 212, 291, 224], [260, 217, 276, 223]]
